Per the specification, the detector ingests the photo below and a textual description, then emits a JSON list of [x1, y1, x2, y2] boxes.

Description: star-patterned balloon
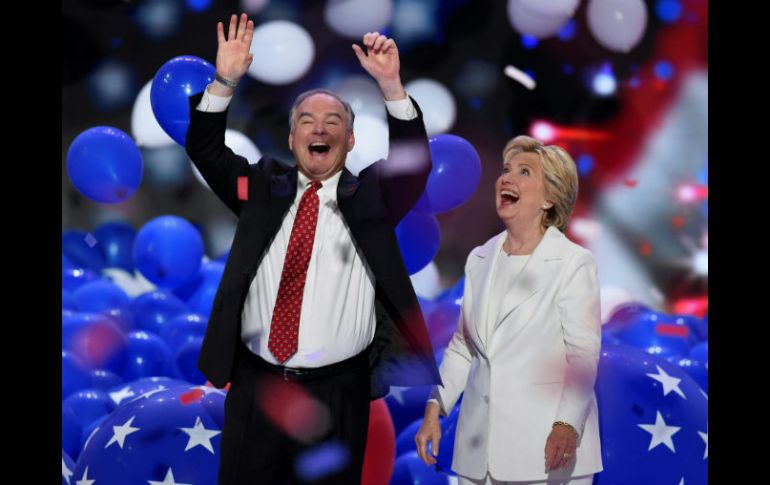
[[107, 376, 190, 407], [62, 449, 75, 485], [73, 385, 226, 484], [594, 345, 707, 485]]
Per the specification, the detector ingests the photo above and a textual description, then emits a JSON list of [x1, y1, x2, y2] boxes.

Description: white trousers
[[457, 473, 594, 485]]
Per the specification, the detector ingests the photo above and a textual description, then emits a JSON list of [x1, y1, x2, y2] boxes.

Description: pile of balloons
[[62, 214, 403, 484]]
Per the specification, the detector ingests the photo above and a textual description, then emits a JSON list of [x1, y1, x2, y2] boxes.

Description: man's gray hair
[[288, 88, 356, 132]]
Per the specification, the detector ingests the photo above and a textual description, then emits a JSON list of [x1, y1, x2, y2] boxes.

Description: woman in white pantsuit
[[415, 136, 603, 485]]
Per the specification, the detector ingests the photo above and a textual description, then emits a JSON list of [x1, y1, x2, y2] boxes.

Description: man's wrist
[[378, 80, 407, 101]]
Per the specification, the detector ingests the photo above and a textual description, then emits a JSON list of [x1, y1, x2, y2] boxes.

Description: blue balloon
[[62, 405, 82, 462], [436, 404, 460, 475], [426, 298, 461, 348], [90, 369, 124, 392], [123, 331, 176, 381], [62, 230, 106, 272], [603, 301, 652, 335], [150, 55, 216, 145], [613, 310, 697, 359], [391, 451, 452, 485], [385, 384, 433, 435], [73, 385, 225, 485], [684, 315, 708, 342], [175, 337, 206, 384], [130, 290, 189, 335], [594, 345, 708, 485], [107, 376, 191, 407], [172, 260, 225, 309], [134, 215, 204, 288], [601, 333, 623, 346], [62, 268, 99, 292], [413, 134, 482, 214], [395, 210, 441, 275], [62, 449, 76, 485], [396, 418, 426, 458], [62, 313, 127, 374], [63, 290, 76, 311], [63, 350, 91, 400], [94, 221, 137, 272], [689, 341, 708, 365], [418, 296, 437, 318], [100, 307, 137, 334], [81, 416, 108, 456], [170, 263, 205, 301], [63, 389, 117, 429], [186, 261, 225, 316], [436, 276, 464, 303], [160, 313, 208, 353], [670, 357, 708, 393], [63, 253, 75, 271], [66, 126, 143, 203], [73, 280, 131, 313]]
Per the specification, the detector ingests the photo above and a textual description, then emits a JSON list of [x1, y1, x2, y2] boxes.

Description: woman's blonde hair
[[502, 135, 578, 232]]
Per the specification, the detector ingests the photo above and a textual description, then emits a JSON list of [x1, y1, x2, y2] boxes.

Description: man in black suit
[[185, 13, 441, 485]]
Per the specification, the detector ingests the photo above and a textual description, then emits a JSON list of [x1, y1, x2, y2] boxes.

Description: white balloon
[[192, 129, 261, 190], [345, 115, 389, 176], [102, 267, 157, 298], [224, 129, 262, 164], [131, 80, 175, 148], [247, 21, 315, 85], [587, 0, 648, 53], [324, 0, 393, 39], [240, 0, 270, 15], [332, 75, 387, 121], [410, 261, 442, 300], [404, 78, 456, 136], [518, 0, 580, 18], [507, 0, 574, 39]]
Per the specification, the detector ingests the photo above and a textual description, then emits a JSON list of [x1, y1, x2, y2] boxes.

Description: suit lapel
[[469, 232, 506, 354]]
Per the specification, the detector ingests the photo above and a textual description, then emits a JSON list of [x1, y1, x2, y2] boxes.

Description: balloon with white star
[[384, 384, 434, 436], [107, 376, 190, 407], [593, 345, 707, 485], [62, 449, 75, 485], [63, 405, 82, 462], [73, 385, 226, 485]]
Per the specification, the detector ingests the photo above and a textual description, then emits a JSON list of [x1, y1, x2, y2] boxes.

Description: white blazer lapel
[[492, 226, 566, 335], [469, 232, 506, 354]]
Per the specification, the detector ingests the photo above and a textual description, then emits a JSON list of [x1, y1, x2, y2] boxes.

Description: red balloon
[[362, 398, 396, 485]]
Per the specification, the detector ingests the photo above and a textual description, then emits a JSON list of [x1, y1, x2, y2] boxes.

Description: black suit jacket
[[185, 92, 441, 399]]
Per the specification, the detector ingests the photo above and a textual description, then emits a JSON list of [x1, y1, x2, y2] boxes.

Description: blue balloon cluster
[[62, 213, 232, 479]]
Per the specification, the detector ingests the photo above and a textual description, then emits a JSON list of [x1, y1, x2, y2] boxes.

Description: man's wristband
[[215, 73, 238, 89]]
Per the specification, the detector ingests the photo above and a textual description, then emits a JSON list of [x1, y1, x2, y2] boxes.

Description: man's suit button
[[483, 396, 489, 404]]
